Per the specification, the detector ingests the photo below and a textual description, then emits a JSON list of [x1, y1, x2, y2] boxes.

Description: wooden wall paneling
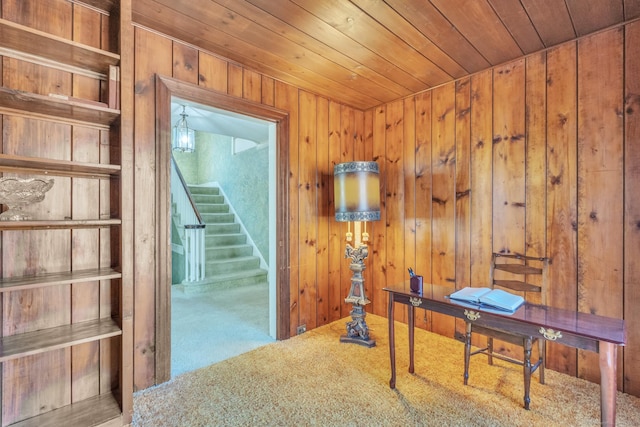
[[545, 42, 578, 375], [243, 69, 262, 103], [384, 100, 405, 323], [327, 101, 343, 322], [524, 52, 547, 258], [172, 42, 199, 84], [197, 52, 228, 92], [624, 20, 640, 396], [492, 59, 526, 257], [430, 83, 456, 336], [72, 5, 101, 102], [227, 63, 243, 97], [338, 105, 355, 318], [2, 0, 72, 38], [261, 76, 275, 106], [454, 77, 471, 339], [3, 58, 71, 98], [576, 28, 624, 385], [360, 109, 377, 317], [133, 27, 173, 390], [492, 59, 526, 359], [352, 108, 375, 311], [403, 96, 416, 327], [274, 80, 299, 337], [315, 96, 329, 326], [100, 127, 116, 397], [413, 91, 432, 331], [3, 350, 71, 425], [370, 105, 387, 318], [524, 51, 547, 309], [469, 69, 493, 348], [71, 127, 101, 402], [297, 90, 318, 331]]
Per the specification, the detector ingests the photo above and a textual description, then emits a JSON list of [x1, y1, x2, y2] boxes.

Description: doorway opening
[[155, 75, 290, 383]]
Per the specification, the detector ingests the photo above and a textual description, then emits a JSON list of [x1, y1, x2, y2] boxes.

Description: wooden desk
[[384, 284, 627, 426]]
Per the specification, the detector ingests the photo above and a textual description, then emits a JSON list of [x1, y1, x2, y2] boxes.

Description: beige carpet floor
[[133, 314, 640, 426]]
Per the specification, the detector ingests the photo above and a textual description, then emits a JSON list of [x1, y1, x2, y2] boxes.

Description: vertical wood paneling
[[339, 105, 355, 317], [297, 91, 318, 331], [70, 127, 101, 403], [524, 52, 547, 264], [492, 60, 526, 257], [316, 96, 330, 326], [72, 6, 101, 102], [327, 102, 343, 322], [546, 42, 578, 375], [414, 91, 432, 330], [371, 105, 387, 317], [403, 96, 416, 324], [172, 42, 199, 84], [133, 27, 173, 388], [385, 100, 405, 322], [492, 59, 526, 359], [576, 28, 624, 384], [624, 20, 640, 396], [198, 53, 228, 91], [243, 69, 262, 102], [262, 76, 275, 106], [430, 84, 456, 336], [454, 77, 471, 337], [228, 64, 243, 97]]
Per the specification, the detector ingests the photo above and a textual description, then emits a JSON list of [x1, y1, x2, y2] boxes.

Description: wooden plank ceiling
[[132, 0, 640, 110]]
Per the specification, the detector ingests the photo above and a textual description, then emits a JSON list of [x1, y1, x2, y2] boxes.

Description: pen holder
[[410, 275, 423, 293]]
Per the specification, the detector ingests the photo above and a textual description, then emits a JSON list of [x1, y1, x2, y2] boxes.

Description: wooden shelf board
[[0, 267, 121, 292], [0, 154, 121, 178], [494, 264, 542, 275], [0, 317, 121, 362], [0, 219, 121, 230], [9, 392, 121, 427], [0, 87, 120, 126], [0, 18, 119, 74]]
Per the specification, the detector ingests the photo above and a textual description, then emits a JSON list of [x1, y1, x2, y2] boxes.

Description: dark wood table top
[[384, 283, 627, 346]]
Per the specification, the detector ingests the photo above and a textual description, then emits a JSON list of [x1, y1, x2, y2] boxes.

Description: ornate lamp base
[[340, 303, 375, 347], [340, 243, 375, 347]]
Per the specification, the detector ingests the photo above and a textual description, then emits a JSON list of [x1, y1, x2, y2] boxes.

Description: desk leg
[[599, 341, 617, 426], [388, 293, 396, 389], [408, 305, 415, 374]]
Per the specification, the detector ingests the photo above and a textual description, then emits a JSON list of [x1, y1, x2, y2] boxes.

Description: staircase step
[[206, 233, 247, 246], [206, 244, 253, 259], [206, 256, 260, 275], [179, 269, 268, 293], [192, 195, 229, 207], [193, 194, 224, 204], [202, 213, 235, 223], [205, 223, 240, 234], [188, 186, 220, 195]]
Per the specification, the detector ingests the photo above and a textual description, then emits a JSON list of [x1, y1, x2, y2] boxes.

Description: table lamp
[[334, 161, 380, 347]]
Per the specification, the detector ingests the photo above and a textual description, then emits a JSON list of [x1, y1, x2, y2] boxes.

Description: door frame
[[155, 75, 290, 382]]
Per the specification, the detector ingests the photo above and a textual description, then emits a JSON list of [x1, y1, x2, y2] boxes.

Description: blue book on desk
[[448, 287, 524, 313]]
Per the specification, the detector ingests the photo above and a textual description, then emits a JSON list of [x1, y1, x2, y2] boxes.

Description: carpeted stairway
[[180, 185, 267, 293]]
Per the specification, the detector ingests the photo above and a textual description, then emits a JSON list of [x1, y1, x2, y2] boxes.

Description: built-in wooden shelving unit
[[0, 1, 127, 425]]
